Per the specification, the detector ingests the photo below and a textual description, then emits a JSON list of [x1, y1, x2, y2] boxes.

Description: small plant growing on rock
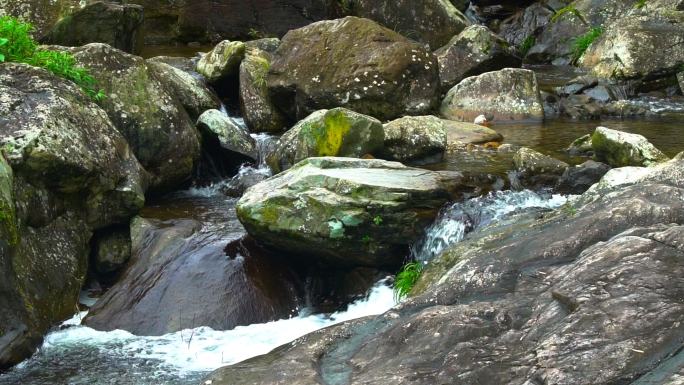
[[393, 262, 424, 301], [373, 216, 383, 225], [251, 57, 270, 88], [519, 37, 535, 55], [570, 27, 603, 63], [361, 235, 371, 243], [550, 4, 582, 23], [248, 28, 261, 39], [0, 16, 105, 100]]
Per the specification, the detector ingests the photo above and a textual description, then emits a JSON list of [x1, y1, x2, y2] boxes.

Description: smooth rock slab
[[592, 126, 669, 167], [443, 120, 504, 144], [237, 157, 463, 267], [440, 68, 544, 122]]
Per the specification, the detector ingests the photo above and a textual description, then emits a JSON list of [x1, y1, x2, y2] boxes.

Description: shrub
[[0, 15, 104, 100], [570, 27, 603, 62], [393, 262, 424, 301]]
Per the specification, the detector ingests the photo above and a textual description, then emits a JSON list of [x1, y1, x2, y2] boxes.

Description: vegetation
[[248, 28, 261, 39], [393, 262, 424, 301], [634, 0, 648, 8], [570, 27, 603, 62], [251, 57, 270, 88], [373, 216, 383, 225], [0, 16, 105, 100], [519, 37, 535, 55], [361, 235, 371, 243], [550, 4, 581, 23]]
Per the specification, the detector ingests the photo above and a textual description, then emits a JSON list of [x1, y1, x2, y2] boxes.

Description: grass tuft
[[393, 262, 424, 301], [519, 36, 535, 55], [550, 4, 582, 23], [570, 27, 603, 62]]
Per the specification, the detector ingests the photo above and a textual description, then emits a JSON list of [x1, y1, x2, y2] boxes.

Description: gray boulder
[[567, 133, 593, 155], [554, 160, 611, 195], [592, 126, 669, 167], [244, 37, 281, 54], [435, 25, 522, 91], [443, 120, 504, 144], [93, 227, 132, 274], [237, 157, 465, 267], [196, 40, 246, 85], [267, 17, 440, 122], [440, 68, 544, 122], [380, 116, 447, 166], [239, 50, 288, 133], [196, 109, 258, 161], [513, 147, 569, 190], [266, 108, 384, 174]]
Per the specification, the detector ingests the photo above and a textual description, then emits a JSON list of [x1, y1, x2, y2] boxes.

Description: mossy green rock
[[196, 109, 258, 161], [196, 40, 246, 85], [440, 68, 544, 122], [239, 50, 288, 133], [380, 116, 447, 166], [348, 0, 470, 49], [592, 126, 669, 167], [435, 25, 522, 91], [237, 157, 459, 267], [148, 61, 220, 121], [268, 17, 440, 122], [41, 1, 144, 55], [64, 43, 201, 194], [266, 108, 384, 174]]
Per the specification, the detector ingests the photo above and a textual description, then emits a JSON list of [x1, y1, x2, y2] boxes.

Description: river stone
[[443, 120, 504, 144], [554, 160, 611, 195], [196, 40, 246, 85], [435, 25, 522, 91], [196, 109, 258, 161], [582, 17, 684, 84], [592, 126, 669, 167], [239, 50, 288, 133], [83, 218, 302, 335], [63, 43, 200, 194], [93, 227, 131, 274], [440, 68, 544, 122], [498, 3, 554, 47], [267, 17, 440, 122], [567, 133, 593, 155], [205, 157, 684, 385], [513, 147, 569, 190], [380, 116, 446, 166], [244, 38, 281, 54], [40, 1, 144, 55], [237, 157, 463, 267], [0, 63, 147, 368], [148, 61, 220, 121], [346, 0, 470, 49], [266, 108, 384, 174]]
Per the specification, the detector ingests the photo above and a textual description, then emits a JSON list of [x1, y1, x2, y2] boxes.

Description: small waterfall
[[411, 190, 568, 264]]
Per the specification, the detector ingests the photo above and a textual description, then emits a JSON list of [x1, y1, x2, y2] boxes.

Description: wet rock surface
[[267, 17, 440, 122], [205, 157, 684, 385], [379, 116, 447, 166], [239, 50, 288, 133], [196, 109, 258, 162], [512, 147, 569, 190]]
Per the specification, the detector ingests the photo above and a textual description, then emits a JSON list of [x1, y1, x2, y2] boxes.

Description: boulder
[[347, 0, 470, 49], [567, 133, 593, 155], [582, 17, 684, 85], [440, 68, 544, 122], [443, 120, 504, 144], [239, 50, 288, 133], [148, 61, 220, 121], [40, 1, 144, 55], [435, 25, 522, 91], [512, 147, 569, 190], [266, 108, 384, 174], [196, 40, 246, 85], [554, 160, 611, 195], [93, 226, 132, 275], [0, 63, 146, 368], [380, 116, 446, 166], [205, 157, 684, 385], [592, 126, 669, 167], [498, 3, 555, 47], [237, 157, 466, 267], [267, 17, 440, 122], [83, 218, 302, 335], [196, 109, 258, 161], [65, 43, 201, 194], [244, 37, 281, 54]]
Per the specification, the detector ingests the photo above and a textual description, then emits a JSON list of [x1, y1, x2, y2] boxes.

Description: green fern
[[570, 27, 603, 62], [393, 262, 424, 301]]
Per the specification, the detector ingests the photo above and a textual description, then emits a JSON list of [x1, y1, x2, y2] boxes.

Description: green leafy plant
[[550, 4, 581, 23], [519, 36, 535, 55], [248, 28, 261, 39], [570, 27, 603, 62], [0, 15, 104, 100], [251, 57, 270, 88], [563, 203, 577, 216], [393, 262, 424, 301], [361, 235, 371, 243], [634, 0, 648, 8], [373, 216, 383, 225]]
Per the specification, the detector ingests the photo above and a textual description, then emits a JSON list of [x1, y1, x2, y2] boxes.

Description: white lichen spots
[[312, 75, 321, 83], [354, 77, 360, 82], [353, 94, 361, 99]]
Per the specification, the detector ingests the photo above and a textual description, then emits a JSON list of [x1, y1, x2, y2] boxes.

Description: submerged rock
[[440, 68, 544, 122], [267, 17, 440, 122], [592, 126, 669, 167], [40, 1, 144, 55], [435, 25, 522, 91], [205, 156, 684, 385], [266, 108, 384, 174], [380, 116, 447, 166], [237, 157, 466, 268], [512, 147, 569, 190]]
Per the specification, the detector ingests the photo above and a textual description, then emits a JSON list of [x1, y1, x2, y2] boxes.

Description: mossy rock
[[197, 40, 246, 85], [380, 115, 447, 166], [592, 126, 669, 167], [239, 50, 288, 133]]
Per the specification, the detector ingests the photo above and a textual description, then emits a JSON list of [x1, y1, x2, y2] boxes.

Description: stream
[[2, 58, 683, 384]]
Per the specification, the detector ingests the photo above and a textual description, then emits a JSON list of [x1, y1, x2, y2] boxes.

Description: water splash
[[411, 190, 567, 263]]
